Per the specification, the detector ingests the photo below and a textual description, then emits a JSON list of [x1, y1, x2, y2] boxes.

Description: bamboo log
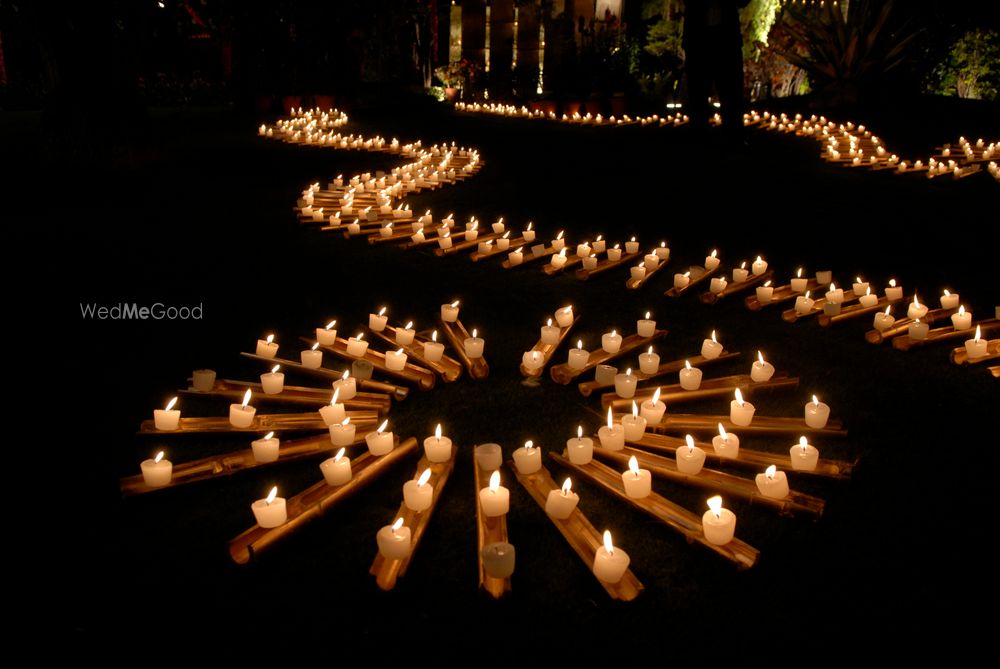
[[574, 251, 642, 280], [550, 453, 759, 570], [577, 351, 740, 397], [474, 460, 511, 598], [302, 336, 437, 390], [626, 412, 847, 437], [240, 352, 409, 400], [590, 447, 824, 518], [511, 463, 643, 600], [138, 411, 378, 435], [864, 307, 960, 344], [181, 378, 390, 412], [434, 231, 501, 256], [700, 271, 774, 304], [893, 320, 998, 351], [519, 316, 580, 377], [951, 339, 1000, 365], [816, 294, 909, 327], [368, 226, 422, 244], [625, 256, 669, 289], [501, 243, 558, 269], [370, 446, 458, 590], [782, 292, 861, 323], [543, 253, 585, 275], [664, 264, 721, 298], [439, 318, 490, 379], [988, 365, 1000, 377], [601, 374, 798, 411], [628, 432, 855, 480], [228, 437, 419, 564], [469, 236, 529, 261], [550, 330, 669, 385], [369, 326, 463, 382], [398, 228, 456, 250], [744, 279, 822, 311]]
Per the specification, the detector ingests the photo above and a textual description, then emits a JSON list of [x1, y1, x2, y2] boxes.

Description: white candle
[[654, 241, 670, 260], [621, 455, 652, 498], [874, 306, 895, 331], [300, 343, 323, 369], [851, 276, 869, 297], [582, 254, 598, 270], [593, 530, 630, 583], [551, 231, 565, 251], [940, 290, 960, 309], [637, 312, 656, 338], [885, 278, 903, 301], [622, 401, 647, 441], [522, 350, 545, 371], [395, 321, 416, 346], [593, 236, 607, 254], [403, 468, 434, 512], [140, 451, 172, 487], [966, 325, 988, 359], [640, 387, 666, 424], [755, 465, 789, 498], [643, 252, 659, 270], [638, 346, 660, 375], [750, 351, 775, 382], [491, 218, 505, 234], [858, 287, 878, 308], [260, 364, 285, 394], [577, 242, 592, 258], [602, 329, 623, 354], [908, 319, 929, 340], [153, 396, 181, 431], [702, 495, 736, 545], [595, 364, 618, 385], [790, 267, 808, 293], [345, 333, 369, 358], [790, 436, 820, 471], [549, 248, 569, 269], [328, 414, 357, 445], [951, 305, 972, 330], [710, 276, 728, 294], [625, 237, 640, 254], [795, 291, 815, 315], [907, 295, 928, 320], [598, 408, 625, 451], [513, 440, 541, 474], [554, 305, 575, 328], [546, 477, 580, 519], [712, 423, 739, 458], [369, 306, 388, 331], [441, 300, 460, 322], [385, 348, 408, 371], [614, 367, 638, 398], [704, 249, 720, 270], [541, 319, 561, 345], [192, 369, 216, 391], [251, 431, 280, 463], [424, 424, 452, 462], [463, 328, 485, 358], [251, 486, 287, 528], [701, 330, 723, 359], [816, 270, 833, 286], [423, 331, 445, 362], [522, 224, 536, 243], [804, 395, 831, 428], [731, 261, 748, 284], [320, 448, 352, 486], [568, 340, 589, 369], [229, 389, 256, 427], [752, 255, 768, 276], [730, 388, 755, 426], [755, 281, 774, 304], [630, 264, 646, 281], [673, 271, 691, 289], [825, 283, 844, 304], [364, 419, 394, 456], [256, 334, 278, 358], [332, 370, 357, 400], [481, 542, 516, 578], [475, 443, 503, 471], [496, 233, 511, 251], [607, 244, 622, 261], [676, 435, 707, 475], [679, 360, 702, 390], [478, 240, 493, 255], [568, 425, 595, 464], [438, 233, 453, 249], [480, 470, 510, 517], [376, 518, 411, 560]]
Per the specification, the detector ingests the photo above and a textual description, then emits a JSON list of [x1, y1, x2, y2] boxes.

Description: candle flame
[[645, 311, 651, 320], [764, 280, 772, 287], [631, 236, 637, 242], [684, 271, 691, 278], [829, 283, 836, 292], [241, 389, 252, 409], [578, 425, 583, 439], [472, 328, 478, 338], [890, 278, 897, 288], [865, 287, 871, 297], [756, 256, 763, 264], [735, 388, 745, 406], [547, 318, 553, 327], [325, 320, 337, 330], [685, 360, 692, 371], [356, 332, 365, 342], [628, 455, 640, 476], [799, 436, 809, 452], [661, 241, 667, 248], [710, 249, 717, 258], [647, 346, 654, 356], [154, 451, 164, 464], [651, 387, 661, 405], [378, 307, 386, 317], [391, 517, 404, 533], [266, 334, 274, 345], [263, 431, 275, 442], [562, 478, 573, 495], [527, 222, 533, 231], [432, 330, 438, 342], [557, 230, 564, 240], [856, 276, 863, 284], [740, 261, 747, 269], [376, 419, 388, 434], [405, 321, 413, 330], [685, 434, 695, 453], [165, 397, 178, 411], [884, 305, 892, 316], [975, 325, 982, 341], [757, 351, 765, 365], [577, 340, 583, 350], [503, 231, 510, 239], [417, 468, 432, 487], [525, 440, 534, 451], [613, 243, 620, 250], [707, 495, 722, 518], [718, 423, 728, 441], [489, 470, 501, 493], [266, 486, 278, 505], [711, 330, 717, 343], [271, 365, 281, 374], [805, 291, 811, 299], [340, 417, 351, 428], [603, 530, 615, 555], [944, 289, 951, 297], [913, 295, 921, 308], [797, 267, 803, 278], [765, 465, 776, 480], [632, 401, 639, 418], [607, 407, 614, 429], [558, 248, 566, 257], [812, 395, 819, 406], [626, 367, 633, 376]]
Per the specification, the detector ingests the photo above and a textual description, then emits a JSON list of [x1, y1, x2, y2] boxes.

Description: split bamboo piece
[[574, 250, 641, 280], [864, 307, 960, 344], [434, 231, 501, 256], [988, 365, 1000, 377], [549, 330, 669, 385], [744, 279, 822, 311], [228, 437, 419, 564], [519, 316, 580, 378], [370, 445, 458, 591], [601, 374, 799, 411], [816, 294, 909, 327], [469, 236, 529, 261], [628, 412, 847, 437], [138, 411, 378, 435], [512, 463, 643, 600], [240, 352, 409, 400], [951, 339, 1000, 365], [782, 292, 861, 323], [893, 320, 998, 351], [550, 453, 758, 570], [543, 252, 585, 275], [369, 324, 463, 382], [303, 336, 437, 390], [664, 264, 721, 298], [474, 459, 511, 598], [628, 432, 855, 480], [700, 270, 773, 304], [625, 255, 669, 289], [181, 378, 390, 412], [590, 446, 824, 518], [501, 243, 559, 269], [577, 351, 740, 397], [439, 318, 490, 379]]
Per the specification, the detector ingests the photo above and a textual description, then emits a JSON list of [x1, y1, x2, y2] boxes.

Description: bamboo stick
[[368, 326, 463, 382], [550, 453, 759, 570], [138, 411, 378, 435], [590, 447, 824, 518], [864, 307, 960, 344], [302, 336, 437, 390], [601, 374, 799, 411], [368, 226, 422, 244], [549, 330, 669, 385], [370, 446, 458, 591], [434, 231, 501, 256], [240, 352, 409, 400], [181, 378, 390, 412], [628, 432, 855, 480], [574, 251, 642, 280], [519, 316, 580, 377], [700, 271, 774, 305], [474, 460, 511, 598], [893, 320, 998, 351], [988, 365, 1000, 377], [744, 279, 822, 311], [951, 339, 1000, 365], [782, 292, 861, 323], [439, 318, 490, 379], [543, 252, 585, 275], [664, 264, 721, 298], [624, 412, 847, 437], [625, 256, 669, 289], [228, 437, 419, 564], [577, 351, 740, 397], [511, 463, 643, 600], [501, 243, 558, 269], [469, 236, 529, 261], [816, 294, 909, 327]]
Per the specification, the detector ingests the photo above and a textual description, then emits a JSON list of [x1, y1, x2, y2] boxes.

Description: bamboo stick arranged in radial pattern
[[434, 230, 501, 256], [782, 289, 861, 323], [893, 320, 999, 351], [228, 437, 419, 564], [625, 254, 669, 290], [302, 336, 437, 390], [951, 338, 1000, 365], [511, 462, 644, 601], [370, 444, 458, 591], [864, 306, 961, 344], [816, 294, 910, 327], [574, 246, 642, 280], [664, 262, 722, 298], [474, 455, 512, 599], [239, 352, 409, 400], [501, 238, 564, 269], [138, 411, 379, 435], [439, 317, 490, 379], [700, 270, 774, 304], [600, 373, 799, 410], [181, 377, 391, 412], [520, 315, 581, 378], [549, 330, 669, 385], [577, 351, 740, 397], [550, 453, 759, 570], [744, 278, 823, 311], [617, 412, 847, 437], [368, 323, 463, 382], [470, 234, 529, 261]]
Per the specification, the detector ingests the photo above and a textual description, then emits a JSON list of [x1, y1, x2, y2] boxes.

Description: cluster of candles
[[455, 101, 656, 126]]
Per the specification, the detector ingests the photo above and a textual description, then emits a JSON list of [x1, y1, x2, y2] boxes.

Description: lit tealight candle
[[908, 318, 929, 340], [463, 328, 485, 359], [885, 278, 903, 301], [622, 401, 647, 441], [395, 321, 416, 346], [790, 436, 820, 471], [733, 261, 749, 283], [621, 455, 652, 498], [568, 340, 589, 369], [555, 305, 575, 328], [593, 530, 630, 583], [365, 419, 394, 456], [676, 435, 707, 474], [712, 423, 740, 458], [261, 364, 285, 394], [852, 276, 870, 297], [907, 295, 928, 320], [403, 468, 434, 512], [625, 237, 640, 254], [369, 306, 389, 331], [709, 276, 728, 294], [965, 325, 988, 359], [598, 408, 625, 451], [593, 236, 607, 254], [513, 440, 541, 474], [730, 388, 755, 426], [750, 351, 775, 382], [329, 417, 356, 447], [320, 447, 352, 486], [568, 425, 596, 464], [300, 342, 323, 369], [701, 330, 723, 359], [440, 300, 460, 322], [153, 396, 181, 431], [755, 465, 789, 499], [256, 334, 278, 358], [607, 243, 622, 262], [640, 387, 666, 424], [752, 255, 768, 276], [251, 431, 280, 463], [480, 470, 510, 517], [345, 332, 369, 358], [251, 486, 287, 528], [541, 318, 561, 345], [630, 263, 646, 281], [679, 360, 702, 390], [546, 477, 580, 519], [376, 518, 411, 560], [859, 286, 878, 308], [804, 395, 831, 428], [522, 350, 545, 371], [424, 424, 453, 462], [825, 283, 845, 304], [705, 249, 720, 271], [423, 330, 445, 361], [755, 280, 774, 304], [550, 248, 569, 269], [385, 347, 408, 371], [141, 451, 172, 487], [229, 389, 256, 428], [522, 223, 536, 243], [438, 232, 453, 249], [874, 306, 895, 331], [702, 495, 736, 545], [637, 312, 656, 338], [949, 305, 972, 330], [333, 370, 357, 400], [795, 290, 815, 315], [643, 250, 659, 270], [790, 267, 808, 293], [940, 289, 960, 310], [551, 230, 566, 251], [614, 367, 638, 398]]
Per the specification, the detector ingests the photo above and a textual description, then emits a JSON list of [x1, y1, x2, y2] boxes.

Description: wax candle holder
[[816, 293, 910, 327], [519, 315, 581, 378], [600, 373, 799, 412], [590, 447, 824, 519], [550, 329, 669, 385], [370, 445, 457, 591], [240, 351, 409, 401], [511, 462, 644, 601], [470, 234, 530, 261], [369, 324, 464, 383], [228, 437, 418, 564], [576, 351, 741, 397], [781, 291, 861, 323], [138, 411, 379, 434], [628, 431, 855, 479], [304, 336, 438, 390], [950, 338, 1000, 365], [864, 307, 961, 345], [664, 264, 722, 298], [573, 248, 642, 280], [699, 270, 773, 305], [628, 412, 847, 437], [625, 254, 670, 290], [893, 319, 998, 351], [744, 279, 822, 311], [474, 459, 513, 598], [439, 317, 490, 380], [550, 453, 758, 570], [181, 376, 392, 412]]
